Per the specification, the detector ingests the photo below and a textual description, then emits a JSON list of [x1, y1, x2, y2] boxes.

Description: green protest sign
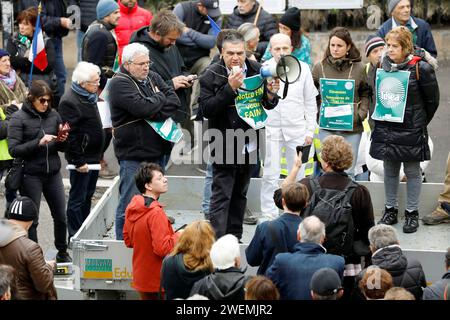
[[372, 69, 410, 123], [146, 118, 183, 143], [235, 75, 267, 130], [319, 78, 355, 131]]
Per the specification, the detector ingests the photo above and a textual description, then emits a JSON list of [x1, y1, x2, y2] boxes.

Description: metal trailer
[[55, 176, 449, 299]]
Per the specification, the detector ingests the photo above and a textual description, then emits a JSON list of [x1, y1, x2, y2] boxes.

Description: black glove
[[5, 104, 19, 120]]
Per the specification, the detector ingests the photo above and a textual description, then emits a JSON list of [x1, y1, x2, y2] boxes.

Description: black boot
[[403, 210, 419, 233], [56, 250, 72, 263], [378, 207, 398, 225]]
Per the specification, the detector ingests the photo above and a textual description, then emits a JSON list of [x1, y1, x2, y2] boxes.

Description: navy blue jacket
[[377, 17, 437, 57], [245, 213, 301, 275], [266, 242, 345, 300]]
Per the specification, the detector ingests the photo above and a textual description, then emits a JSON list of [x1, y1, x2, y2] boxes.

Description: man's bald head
[[269, 33, 293, 62]]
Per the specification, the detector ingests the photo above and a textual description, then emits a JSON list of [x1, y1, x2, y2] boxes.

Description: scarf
[[71, 82, 98, 104], [381, 54, 413, 72], [0, 69, 17, 90], [326, 56, 358, 72], [18, 33, 31, 49]]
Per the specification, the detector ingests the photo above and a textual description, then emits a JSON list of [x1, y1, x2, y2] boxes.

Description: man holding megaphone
[[260, 33, 318, 221], [199, 31, 279, 241]]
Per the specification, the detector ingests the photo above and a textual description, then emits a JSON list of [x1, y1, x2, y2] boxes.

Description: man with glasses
[[130, 10, 195, 130], [59, 62, 105, 241], [109, 43, 180, 240]]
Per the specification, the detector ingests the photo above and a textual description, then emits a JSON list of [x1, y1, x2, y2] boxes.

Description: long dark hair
[[322, 27, 361, 62], [27, 80, 53, 103], [291, 29, 302, 49]]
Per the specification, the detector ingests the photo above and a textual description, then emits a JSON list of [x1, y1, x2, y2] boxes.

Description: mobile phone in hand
[[57, 122, 71, 141], [296, 144, 312, 163], [188, 75, 198, 84]]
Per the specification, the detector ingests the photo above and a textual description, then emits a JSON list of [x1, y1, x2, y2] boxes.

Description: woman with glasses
[[0, 49, 27, 215], [7, 80, 71, 263], [58, 62, 105, 241]]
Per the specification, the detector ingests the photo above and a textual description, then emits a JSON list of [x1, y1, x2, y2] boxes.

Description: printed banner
[[235, 75, 267, 130], [319, 78, 355, 131], [146, 118, 183, 143], [372, 69, 410, 123]]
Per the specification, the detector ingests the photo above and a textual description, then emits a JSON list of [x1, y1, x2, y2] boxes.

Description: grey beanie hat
[[388, 0, 402, 15]]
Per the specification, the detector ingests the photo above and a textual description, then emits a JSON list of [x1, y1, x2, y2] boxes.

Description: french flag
[[28, 11, 48, 72]]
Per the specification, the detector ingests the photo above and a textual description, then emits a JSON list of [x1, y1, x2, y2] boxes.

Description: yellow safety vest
[[0, 108, 13, 161]]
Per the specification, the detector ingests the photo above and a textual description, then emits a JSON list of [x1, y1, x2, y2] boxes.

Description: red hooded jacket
[[116, 1, 152, 61], [123, 195, 179, 293]]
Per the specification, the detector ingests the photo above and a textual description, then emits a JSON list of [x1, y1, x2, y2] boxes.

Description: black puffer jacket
[[370, 56, 439, 162], [58, 88, 105, 167], [7, 101, 66, 175], [372, 245, 427, 300], [109, 66, 180, 161], [225, 2, 277, 54], [189, 267, 250, 300]]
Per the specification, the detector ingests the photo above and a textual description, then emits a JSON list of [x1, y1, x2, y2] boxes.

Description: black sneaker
[[378, 207, 398, 225], [56, 251, 72, 263], [403, 210, 419, 233]]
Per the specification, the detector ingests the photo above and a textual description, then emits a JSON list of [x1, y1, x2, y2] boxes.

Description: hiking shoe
[[403, 210, 419, 233], [378, 207, 398, 225], [422, 206, 450, 225], [243, 207, 258, 225], [56, 251, 72, 263]]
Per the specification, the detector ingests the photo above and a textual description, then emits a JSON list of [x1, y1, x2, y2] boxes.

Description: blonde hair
[[385, 26, 414, 57], [384, 287, 415, 300], [321, 135, 353, 172], [170, 220, 215, 272]]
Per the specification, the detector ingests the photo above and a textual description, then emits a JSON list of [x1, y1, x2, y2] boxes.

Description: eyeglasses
[[39, 97, 51, 104], [131, 60, 153, 67], [86, 79, 100, 85]]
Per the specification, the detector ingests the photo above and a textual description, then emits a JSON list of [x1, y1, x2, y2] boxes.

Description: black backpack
[[302, 177, 357, 257]]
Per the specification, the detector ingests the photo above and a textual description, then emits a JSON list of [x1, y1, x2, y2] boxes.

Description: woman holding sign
[[312, 27, 370, 178], [370, 26, 439, 234]]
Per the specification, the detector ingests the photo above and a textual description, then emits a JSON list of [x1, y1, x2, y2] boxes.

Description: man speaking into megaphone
[[260, 33, 319, 221]]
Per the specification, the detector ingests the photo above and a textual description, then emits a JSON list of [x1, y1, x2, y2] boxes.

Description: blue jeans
[[52, 37, 67, 97], [318, 129, 362, 178], [201, 162, 213, 217], [67, 170, 99, 239], [76, 30, 85, 62], [384, 160, 422, 211], [115, 158, 165, 240]]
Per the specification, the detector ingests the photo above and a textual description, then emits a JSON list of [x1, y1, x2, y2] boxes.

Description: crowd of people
[[0, 0, 448, 301]]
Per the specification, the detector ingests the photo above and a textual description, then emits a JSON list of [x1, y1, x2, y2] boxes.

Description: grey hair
[[237, 23, 259, 42], [210, 234, 240, 270], [222, 31, 245, 49], [71, 61, 100, 84], [298, 216, 325, 244], [122, 43, 149, 64], [368, 225, 399, 251]]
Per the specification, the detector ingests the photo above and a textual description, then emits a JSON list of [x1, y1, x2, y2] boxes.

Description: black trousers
[[20, 172, 68, 252], [209, 164, 251, 240]]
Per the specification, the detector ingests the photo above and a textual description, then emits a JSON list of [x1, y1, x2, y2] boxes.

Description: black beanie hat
[[7, 196, 38, 222], [280, 7, 301, 32]]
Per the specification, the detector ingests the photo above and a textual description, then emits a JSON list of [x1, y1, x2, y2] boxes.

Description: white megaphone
[[260, 54, 301, 84]]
